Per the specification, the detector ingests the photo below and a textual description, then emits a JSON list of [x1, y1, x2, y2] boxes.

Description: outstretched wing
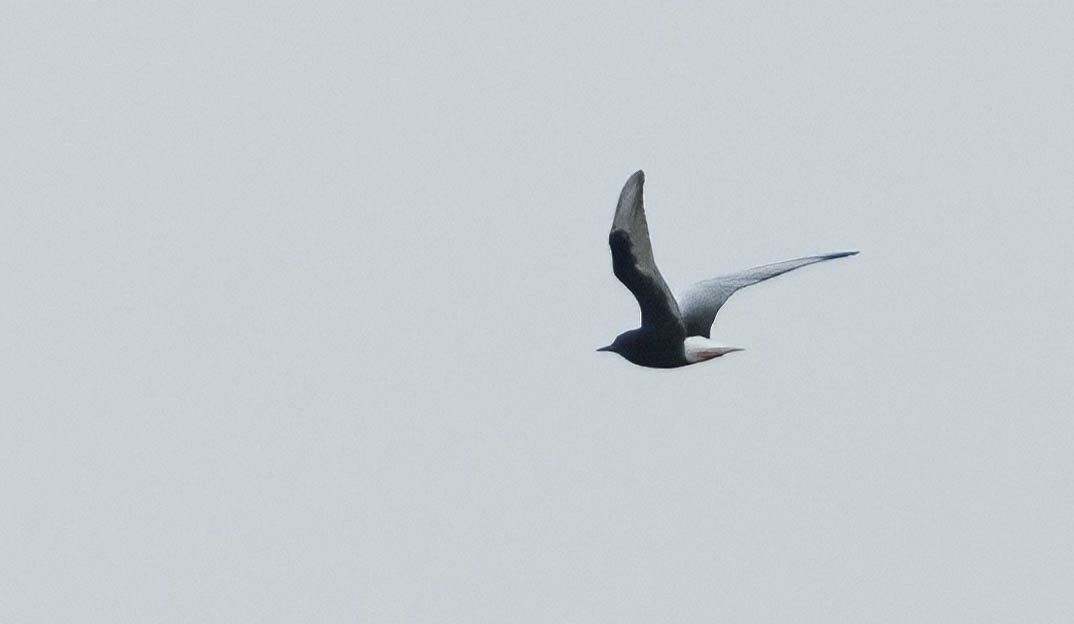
[[676, 251, 858, 338], [609, 170, 685, 339]]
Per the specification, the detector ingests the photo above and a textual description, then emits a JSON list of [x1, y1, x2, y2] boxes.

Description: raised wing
[[677, 251, 858, 338], [609, 171, 685, 339]]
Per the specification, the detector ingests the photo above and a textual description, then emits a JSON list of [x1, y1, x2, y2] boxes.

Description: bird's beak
[[596, 345, 613, 352]]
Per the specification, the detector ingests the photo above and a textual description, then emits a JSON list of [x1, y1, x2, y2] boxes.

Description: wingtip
[[618, 170, 646, 202]]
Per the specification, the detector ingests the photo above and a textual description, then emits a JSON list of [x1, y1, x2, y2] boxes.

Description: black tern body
[[598, 170, 857, 368]]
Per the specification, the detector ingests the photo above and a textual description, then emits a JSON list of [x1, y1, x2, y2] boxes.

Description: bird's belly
[[683, 336, 743, 363]]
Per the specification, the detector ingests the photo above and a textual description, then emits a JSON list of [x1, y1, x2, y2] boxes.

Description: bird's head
[[596, 331, 635, 358]]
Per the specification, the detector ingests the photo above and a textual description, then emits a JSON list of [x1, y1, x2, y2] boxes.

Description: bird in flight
[[598, 170, 857, 368]]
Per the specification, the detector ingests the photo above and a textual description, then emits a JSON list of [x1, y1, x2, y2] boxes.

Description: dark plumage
[[598, 170, 857, 368]]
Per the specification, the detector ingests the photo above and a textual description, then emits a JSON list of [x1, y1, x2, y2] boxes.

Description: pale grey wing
[[609, 170, 685, 340], [676, 251, 858, 338]]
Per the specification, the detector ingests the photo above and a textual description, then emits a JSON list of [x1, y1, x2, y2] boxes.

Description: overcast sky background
[[3, 3, 1074, 622]]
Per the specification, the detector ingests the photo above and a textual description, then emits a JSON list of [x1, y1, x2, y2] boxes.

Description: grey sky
[[3, 2, 1073, 622]]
